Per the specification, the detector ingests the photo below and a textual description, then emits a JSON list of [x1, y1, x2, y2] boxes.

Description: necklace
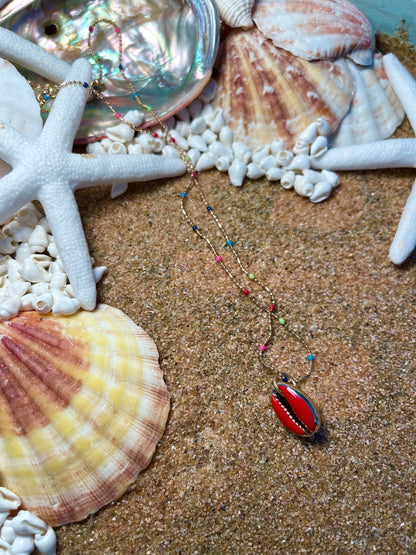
[[42, 17, 321, 438]]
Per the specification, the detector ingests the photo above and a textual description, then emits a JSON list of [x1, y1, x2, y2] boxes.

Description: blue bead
[[83, 82, 89, 88], [282, 374, 288, 382], [43, 94, 50, 100], [180, 192, 186, 197], [93, 85, 99, 91], [308, 354, 314, 361], [119, 64, 123, 70], [133, 92, 138, 98], [207, 206, 212, 211], [192, 225, 198, 231], [226, 240, 233, 246]]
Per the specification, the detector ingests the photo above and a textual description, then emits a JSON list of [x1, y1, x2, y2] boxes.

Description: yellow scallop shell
[[0, 304, 169, 526]]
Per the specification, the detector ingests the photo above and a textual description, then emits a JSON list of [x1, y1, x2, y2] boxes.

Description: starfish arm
[[69, 153, 186, 189], [311, 139, 416, 171], [38, 183, 96, 311], [0, 169, 34, 224], [389, 178, 416, 264], [0, 122, 30, 167], [0, 27, 70, 83], [41, 58, 92, 152], [383, 53, 416, 135]]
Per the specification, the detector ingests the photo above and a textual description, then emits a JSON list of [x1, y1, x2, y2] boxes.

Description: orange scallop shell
[[212, 28, 354, 150], [0, 305, 169, 526]]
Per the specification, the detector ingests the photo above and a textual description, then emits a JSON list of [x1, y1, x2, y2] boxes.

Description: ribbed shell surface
[[212, 28, 354, 149], [0, 304, 170, 526], [253, 0, 375, 66]]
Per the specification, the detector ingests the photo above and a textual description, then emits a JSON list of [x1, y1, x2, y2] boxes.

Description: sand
[[55, 35, 416, 554]]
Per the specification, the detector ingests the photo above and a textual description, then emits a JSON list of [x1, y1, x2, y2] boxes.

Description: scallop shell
[[253, 0, 375, 66], [0, 304, 170, 527], [215, 0, 254, 28], [212, 28, 354, 150], [1, 0, 219, 142], [329, 54, 405, 147]]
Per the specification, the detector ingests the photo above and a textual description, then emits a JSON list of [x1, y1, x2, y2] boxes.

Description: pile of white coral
[[87, 79, 340, 204], [0, 202, 105, 319], [0, 487, 56, 555]]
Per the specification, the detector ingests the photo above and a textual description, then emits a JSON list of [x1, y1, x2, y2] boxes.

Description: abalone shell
[[0, 0, 219, 142]]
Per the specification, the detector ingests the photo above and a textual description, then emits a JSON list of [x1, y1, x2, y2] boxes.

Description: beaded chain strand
[[42, 18, 321, 436]]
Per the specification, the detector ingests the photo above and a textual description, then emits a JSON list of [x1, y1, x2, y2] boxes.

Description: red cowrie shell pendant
[[271, 383, 321, 437]]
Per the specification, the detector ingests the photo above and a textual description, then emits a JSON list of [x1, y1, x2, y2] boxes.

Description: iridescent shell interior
[[0, 0, 219, 142]]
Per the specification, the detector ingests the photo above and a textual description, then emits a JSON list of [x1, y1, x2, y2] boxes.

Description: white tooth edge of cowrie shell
[[0, 488, 20, 512], [34, 526, 57, 555], [11, 510, 47, 536]]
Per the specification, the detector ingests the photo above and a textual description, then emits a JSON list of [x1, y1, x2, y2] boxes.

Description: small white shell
[[216, 0, 254, 28], [0, 237, 18, 255], [280, 171, 296, 189], [11, 226, 33, 243], [110, 183, 128, 198], [33, 292, 53, 314], [86, 141, 106, 155], [175, 121, 191, 137], [6, 279, 30, 298], [202, 129, 217, 145], [302, 169, 324, 184], [275, 150, 294, 167], [297, 122, 318, 144], [0, 488, 20, 512], [19, 261, 50, 283], [16, 204, 40, 227], [7, 259, 21, 283], [9, 534, 34, 555], [20, 293, 36, 311], [215, 156, 234, 172], [246, 163, 266, 179], [293, 141, 310, 155], [189, 116, 207, 135], [34, 527, 57, 555], [162, 145, 181, 158], [11, 511, 47, 537], [108, 141, 127, 155], [310, 180, 333, 203], [186, 148, 201, 166], [136, 134, 155, 153], [169, 130, 189, 151], [196, 152, 217, 171], [294, 175, 314, 197], [219, 126, 234, 147], [286, 154, 311, 171], [93, 266, 107, 283], [252, 144, 270, 165], [310, 136, 328, 157], [127, 143, 143, 155], [208, 141, 233, 158], [316, 117, 331, 136], [28, 225, 48, 252], [29, 282, 49, 296], [232, 142, 252, 163], [0, 295, 21, 319], [259, 155, 276, 171], [0, 519, 16, 545], [209, 108, 225, 133], [52, 296, 81, 315], [266, 167, 285, 181], [188, 134, 208, 152], [321, 169, 340, 187], [124, 110, 144, 127], [106, 122, 135, 143], [270, 138, 285, 155], [228, 158, 247, 187]]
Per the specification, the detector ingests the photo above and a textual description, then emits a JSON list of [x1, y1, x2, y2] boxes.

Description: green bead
[[93, 54, 99, 61], [249, 274, 255, 280], [185, 156, 190, 162], [146, 105, 152, 112], [279, 318, 286, 325]]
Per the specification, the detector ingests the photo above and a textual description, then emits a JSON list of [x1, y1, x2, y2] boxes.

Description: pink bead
[[115, 113, 121, 119], [216, 256, 222, 262], [259, 345, 266, 352], [115, 27, 121, 33]]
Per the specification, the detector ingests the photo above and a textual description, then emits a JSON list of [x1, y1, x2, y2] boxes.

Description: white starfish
[[0, 57, 185, 310], [312, 53, 416, 265]]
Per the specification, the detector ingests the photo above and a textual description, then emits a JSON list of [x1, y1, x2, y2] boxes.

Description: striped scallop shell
[[215, 0, 254, 28], [0, 304, 169, 527], [329, 54, 405, 147], [212, 28, 354, 150], [253, 0, 375, 66]]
